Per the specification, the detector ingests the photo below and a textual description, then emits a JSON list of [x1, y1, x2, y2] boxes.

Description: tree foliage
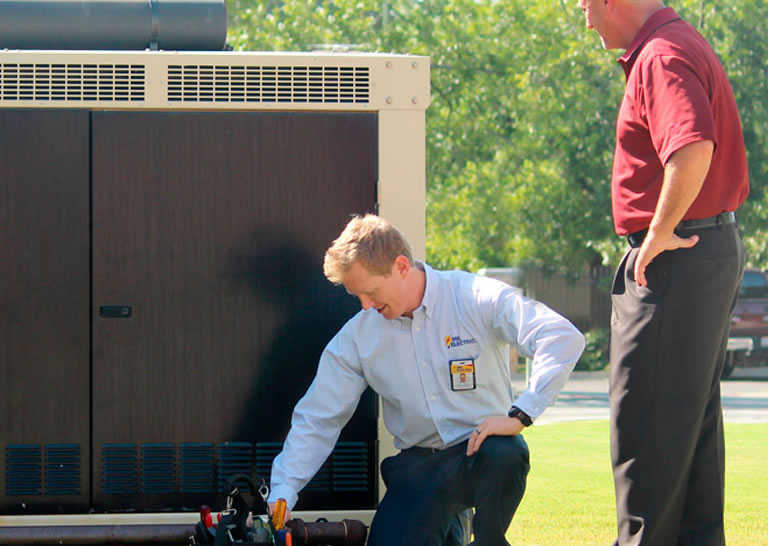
[[227, 0, 768, 272]]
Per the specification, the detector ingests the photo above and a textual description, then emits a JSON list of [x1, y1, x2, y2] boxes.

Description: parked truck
[[723, 268, 768, 378]]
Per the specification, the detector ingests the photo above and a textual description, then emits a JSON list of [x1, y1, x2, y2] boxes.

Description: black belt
[[626, 211, 736, 248]]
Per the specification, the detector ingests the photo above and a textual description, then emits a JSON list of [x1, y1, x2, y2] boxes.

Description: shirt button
[[415, 327, 420, 332], [422, 362, 428, 367], [431, 395, 437, 400]]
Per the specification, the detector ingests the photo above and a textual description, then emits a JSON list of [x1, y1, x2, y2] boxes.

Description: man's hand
[[466, 416, 525, 456], [634, 229, 699, 287]]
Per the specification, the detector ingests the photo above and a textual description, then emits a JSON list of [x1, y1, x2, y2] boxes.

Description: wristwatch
[[508, 406, 533, 427]]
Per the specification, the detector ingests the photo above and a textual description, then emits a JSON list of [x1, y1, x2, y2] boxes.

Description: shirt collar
[[415, 261, 437, 319], [618, 7, 681, 77]]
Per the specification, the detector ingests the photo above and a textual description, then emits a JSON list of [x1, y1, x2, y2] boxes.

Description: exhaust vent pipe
[[0, 0, 227, 51]]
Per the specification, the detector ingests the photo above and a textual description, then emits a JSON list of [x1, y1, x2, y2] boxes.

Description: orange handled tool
[[272, 498, 287, 531]]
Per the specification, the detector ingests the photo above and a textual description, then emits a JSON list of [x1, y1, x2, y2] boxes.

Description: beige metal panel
[[375, 108, 427, 502], [377, 108, 427, 260], [0, 50, 429, 112]]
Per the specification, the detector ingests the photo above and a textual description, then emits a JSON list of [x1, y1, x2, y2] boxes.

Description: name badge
[[449, 358, 476, 391]]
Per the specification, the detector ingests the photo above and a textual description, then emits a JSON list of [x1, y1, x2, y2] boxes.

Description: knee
[[474, 435, 530, 475]]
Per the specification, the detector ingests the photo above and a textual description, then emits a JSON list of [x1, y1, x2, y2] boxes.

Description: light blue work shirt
[[269, 262, 585, 508]]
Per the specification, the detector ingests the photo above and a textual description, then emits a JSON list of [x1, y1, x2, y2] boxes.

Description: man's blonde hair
[[323, 214, 414, 284]]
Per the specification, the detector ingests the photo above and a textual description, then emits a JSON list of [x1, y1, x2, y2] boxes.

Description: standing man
[[578, 1, 749, 545], [267, 214, 584, 545]]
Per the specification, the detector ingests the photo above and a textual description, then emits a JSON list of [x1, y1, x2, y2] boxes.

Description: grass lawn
[[505, 420, 768, 545]]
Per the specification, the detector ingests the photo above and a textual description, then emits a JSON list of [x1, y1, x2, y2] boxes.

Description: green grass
[[504, 421, 768, 545]]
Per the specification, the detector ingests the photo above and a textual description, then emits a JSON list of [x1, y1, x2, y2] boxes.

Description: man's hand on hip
[[467, 416, 525, 456], [634, 230, 699, 287]]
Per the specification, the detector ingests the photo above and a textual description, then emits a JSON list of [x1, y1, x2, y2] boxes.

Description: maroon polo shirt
[[612, 7, 749, 236]]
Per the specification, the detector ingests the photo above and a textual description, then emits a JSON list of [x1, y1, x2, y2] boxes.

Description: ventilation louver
[[179, 442, 215, 494], [0, 63, 145, 102], [140, 443, 176, 494], [167, 65, 370, 104], [102, 444, 139, 495], [5, 445, 42, 496], [45, 444, 81, 496], [331, 441, 369, 492], [254, 441, 369, 494], [217, 442, 253, 494]]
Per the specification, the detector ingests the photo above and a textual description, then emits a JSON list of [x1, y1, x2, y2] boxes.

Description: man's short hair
[[323, 214, 414, 284]]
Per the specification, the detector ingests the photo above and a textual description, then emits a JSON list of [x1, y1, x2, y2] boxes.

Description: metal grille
[[331, 441, 369, 492], [167, 64, 370, 104], [45, 444, 81, 496], [217, 442, 253, 494], [0, 63, 145, 102], [179, 442, 215, 494], [255, 441, 369, 494], [5, 445, 42, 496], [255, 441, 331, 493], [102, 443, 138, 495], [140, 443, 176, 494]]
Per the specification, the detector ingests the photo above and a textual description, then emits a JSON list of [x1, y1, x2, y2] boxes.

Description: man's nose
[[359, 295, 374, 310]]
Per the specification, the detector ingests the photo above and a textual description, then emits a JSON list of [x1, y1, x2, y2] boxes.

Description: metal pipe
[[0, 524, 195, 544], [286, 518, 369, 546], [0, 0, 227, 51]]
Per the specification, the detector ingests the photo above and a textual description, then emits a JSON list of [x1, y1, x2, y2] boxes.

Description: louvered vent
[[180, 442, 215, 494], [45, 444, 81, 496], [255, 441, 331, 493], [0, 63, 145, 102], [5, 445, 42, 496], [167, 65, 370, 104], [253, 442, 282, 482], [141, 443, 176, 494], [102, 443, 138, 495], [331, 441, 369, 492], [217, 442, 253, 493], [254, 441, 369, 494]]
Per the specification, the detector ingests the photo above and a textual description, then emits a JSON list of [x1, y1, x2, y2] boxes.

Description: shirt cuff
[[512, 391, 552, 420]]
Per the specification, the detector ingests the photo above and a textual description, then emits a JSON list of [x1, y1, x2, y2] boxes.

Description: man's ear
[[393, 255, 411, 277]]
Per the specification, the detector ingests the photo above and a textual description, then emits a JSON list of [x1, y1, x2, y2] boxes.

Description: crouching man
[[267, 214, 585, 545]]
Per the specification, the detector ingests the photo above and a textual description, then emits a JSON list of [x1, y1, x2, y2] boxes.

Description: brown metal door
[[0, 110, 91, 513], [91, 111, 378, 511]]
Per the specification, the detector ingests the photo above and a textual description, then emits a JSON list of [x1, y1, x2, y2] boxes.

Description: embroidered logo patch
[[444, 335, 478, 349]]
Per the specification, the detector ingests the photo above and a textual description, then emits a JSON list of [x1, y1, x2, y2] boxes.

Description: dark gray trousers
[[610, 224, 744, 546], [367, 435, 529, 546]]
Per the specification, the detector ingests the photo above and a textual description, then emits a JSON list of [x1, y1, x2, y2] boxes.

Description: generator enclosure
[[0, 49, 429, 516]]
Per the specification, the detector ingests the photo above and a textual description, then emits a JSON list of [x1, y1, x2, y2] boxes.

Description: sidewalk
[[513, 370, 768, 425]]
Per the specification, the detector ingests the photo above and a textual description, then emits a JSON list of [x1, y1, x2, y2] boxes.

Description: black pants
[[367, 435, 530, 546], [610, 224, 744, 546]]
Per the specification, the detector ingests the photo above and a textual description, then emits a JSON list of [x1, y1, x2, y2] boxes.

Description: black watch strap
[[508, 406, 533, 427]]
